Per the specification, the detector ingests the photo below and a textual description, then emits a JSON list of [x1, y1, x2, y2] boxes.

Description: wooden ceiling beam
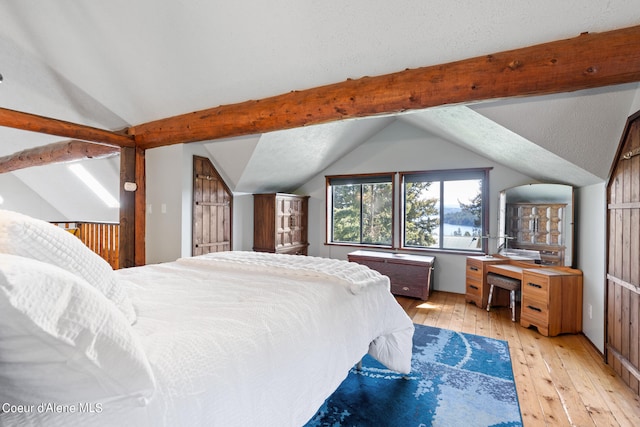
[[0, 140, 120, 173], [0, 107, 135, 147], [130, 24, 640, 150]]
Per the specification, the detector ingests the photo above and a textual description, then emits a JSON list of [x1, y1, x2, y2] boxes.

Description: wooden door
[[192, 156, 232, 255], [606, 110, 640, 396]]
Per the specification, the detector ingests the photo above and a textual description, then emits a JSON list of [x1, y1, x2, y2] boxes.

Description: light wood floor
[[396, 291, 640, 427]]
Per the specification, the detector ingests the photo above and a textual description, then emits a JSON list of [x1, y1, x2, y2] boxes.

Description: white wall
[[630, 85, 640, 115], [146, 143, 250, 264], [234, 193, 254, 251], [297, 119, 534, 293], [0, 172, 64, 220], [0, 157, 120, 223], [575, 183, 606, 352], [145, 145, 184, 264]]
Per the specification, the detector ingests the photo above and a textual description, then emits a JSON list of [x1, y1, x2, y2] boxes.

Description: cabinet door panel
[[507, 203, 566, 265], [254, 193, 308, 254]]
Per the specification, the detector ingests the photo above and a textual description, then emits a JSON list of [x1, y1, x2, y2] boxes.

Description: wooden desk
[[487, 264, 524, 280], [476, 259, 584, 336]]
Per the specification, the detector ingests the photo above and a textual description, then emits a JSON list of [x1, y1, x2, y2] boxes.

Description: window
[[327, 174, 394, 246], [401, 168, 489, 252], [325, 168, 490, 253]]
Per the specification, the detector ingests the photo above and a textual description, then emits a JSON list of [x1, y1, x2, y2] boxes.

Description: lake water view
[[442, 223, 478, 236], [438, 223, 482, 250]]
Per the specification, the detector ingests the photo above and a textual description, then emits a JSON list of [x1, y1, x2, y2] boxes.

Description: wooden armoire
[[607, 110, 640, 396], [253, 193, 309, 255]]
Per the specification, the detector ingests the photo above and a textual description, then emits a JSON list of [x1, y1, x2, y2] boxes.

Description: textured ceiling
[[0, 1, 639, 218]]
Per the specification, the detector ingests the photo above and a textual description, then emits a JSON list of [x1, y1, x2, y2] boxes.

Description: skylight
[[68, 164, 120, 208]]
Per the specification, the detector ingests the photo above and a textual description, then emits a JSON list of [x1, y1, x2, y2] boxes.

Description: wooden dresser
[[348, 250, 434, 300], [520, 268, 583, 337], [468, 255, 584, 337], [253, 193, 309, 255]]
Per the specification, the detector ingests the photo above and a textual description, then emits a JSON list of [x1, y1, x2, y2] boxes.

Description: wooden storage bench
[[348, 250, 435, 300]]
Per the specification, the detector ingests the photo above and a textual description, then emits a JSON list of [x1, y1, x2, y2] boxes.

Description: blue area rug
[[305, 324, 523, 426]]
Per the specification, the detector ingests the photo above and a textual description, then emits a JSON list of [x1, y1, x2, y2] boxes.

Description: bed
[[0, 209, 414, 427]]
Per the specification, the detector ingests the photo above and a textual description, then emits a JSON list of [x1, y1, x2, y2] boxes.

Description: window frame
[[325, 172, 396, 248], [399, 167, 491, 254]]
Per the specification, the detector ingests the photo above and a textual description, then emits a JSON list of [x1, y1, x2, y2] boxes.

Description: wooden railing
[[51, 222, 120, 269]]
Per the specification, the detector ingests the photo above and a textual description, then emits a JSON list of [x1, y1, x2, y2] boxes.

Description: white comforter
[[13, 252, 414, 427]]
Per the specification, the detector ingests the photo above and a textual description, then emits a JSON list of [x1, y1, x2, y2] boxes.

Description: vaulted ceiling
[[0, 1, 639, 219]]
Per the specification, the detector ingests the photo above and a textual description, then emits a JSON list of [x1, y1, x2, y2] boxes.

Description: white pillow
[[0, 209, 136, 324], [0, 254, 156, 405]]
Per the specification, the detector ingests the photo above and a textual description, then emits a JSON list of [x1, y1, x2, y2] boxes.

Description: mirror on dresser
[[497, 183, 574, 267]]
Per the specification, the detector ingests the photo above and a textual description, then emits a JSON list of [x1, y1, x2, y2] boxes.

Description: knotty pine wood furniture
[[253, 193, 309, 255], [469, 257, 583, 337], [465, 256, 512, 309], [520, 268, 583, 337], [348, 250, 434, 300]]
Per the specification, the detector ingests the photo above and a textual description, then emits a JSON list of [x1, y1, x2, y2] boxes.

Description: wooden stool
[[486, 273, 521, 322]]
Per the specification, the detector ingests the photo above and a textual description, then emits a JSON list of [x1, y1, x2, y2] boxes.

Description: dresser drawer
[[521, 295, 549, 325], [466, 260, 483, 281], [466, 278, 482, 298], [522, 277, 549, 300]]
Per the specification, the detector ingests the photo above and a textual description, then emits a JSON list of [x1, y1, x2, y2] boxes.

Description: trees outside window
[[328, 174, 393, 246], [403, 181, 439, 247], [401, 169, 488, 251], [326, 168, 489, 253]]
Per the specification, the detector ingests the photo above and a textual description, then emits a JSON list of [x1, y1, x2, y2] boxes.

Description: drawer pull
[[402, 287, 410, 291], [527, 282, 542, 289], [469, 266, 479, 271], [469, 285, 479, 290], [527, 305, 542, 312]]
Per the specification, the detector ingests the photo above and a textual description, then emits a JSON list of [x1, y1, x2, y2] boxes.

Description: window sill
[[325, 242, 393, 250], [325, 242, 484, 257], [398, 247, 485, 257]]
